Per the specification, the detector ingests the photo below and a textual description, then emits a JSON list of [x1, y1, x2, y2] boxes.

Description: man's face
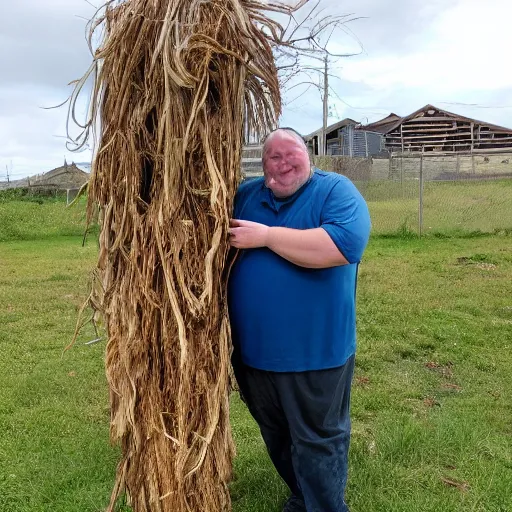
[[262, 132, 311, 198]]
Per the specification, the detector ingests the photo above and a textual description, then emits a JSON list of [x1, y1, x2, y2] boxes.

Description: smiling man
[[228, 128, 371, 512]]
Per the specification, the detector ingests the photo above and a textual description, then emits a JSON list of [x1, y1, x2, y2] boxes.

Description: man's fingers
[[229, 234, 241, 248], [228, 227, 243, 248], [231, 219, 255, 228]]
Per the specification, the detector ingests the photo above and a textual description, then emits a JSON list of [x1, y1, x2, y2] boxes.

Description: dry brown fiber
[[66, 0, 308, 510]]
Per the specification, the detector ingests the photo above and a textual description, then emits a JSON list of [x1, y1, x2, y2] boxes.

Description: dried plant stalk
[[67, 0, 295, 510]]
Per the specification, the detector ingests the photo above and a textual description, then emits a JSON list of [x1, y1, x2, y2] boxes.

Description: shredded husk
[[67, 0, 298, 510]]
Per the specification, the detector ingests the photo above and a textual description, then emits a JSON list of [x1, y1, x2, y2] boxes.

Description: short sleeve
[[320, 177, 371, 264]]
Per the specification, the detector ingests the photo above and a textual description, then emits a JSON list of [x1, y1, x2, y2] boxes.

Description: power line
[[439, 102, 512, 109], [328, 86, 391, 117]]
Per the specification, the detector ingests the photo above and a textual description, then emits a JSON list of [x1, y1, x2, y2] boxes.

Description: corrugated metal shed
[[306, 119, 383, 157], [335, 125, 382, 157], [325, 125, 382, 157]]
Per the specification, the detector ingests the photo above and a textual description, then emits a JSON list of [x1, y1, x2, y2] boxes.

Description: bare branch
[[299, 66, 345, 82], [325, 22, 338, 47], [254, 0, 310, 16], [283, 10, 294, 36], [286, 80, 322, 92], [286, 0, 322, 42], [285, 84, 314, 106]]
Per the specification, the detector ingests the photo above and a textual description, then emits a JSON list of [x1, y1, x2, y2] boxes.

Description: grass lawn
[[360, 178, 512, 236], [0, 197, 511, 511]]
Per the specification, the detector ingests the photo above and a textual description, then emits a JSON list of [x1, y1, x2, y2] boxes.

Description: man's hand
[[229, 219, 270, 249]]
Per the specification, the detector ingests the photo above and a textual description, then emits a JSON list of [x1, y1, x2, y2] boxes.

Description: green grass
[[357, 178, 512, 236], [0, 237, 115, 512], [1, 179, 510, 243], [349, 237, 512, 512], [0, 193, 96, 242], [0, 193, 511, 511]]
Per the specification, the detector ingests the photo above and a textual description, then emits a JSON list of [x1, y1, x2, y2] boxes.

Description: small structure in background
[[305, 119, 384, 157], [362, 105, 512, 154], [29, 159, 89, 191], [0, 159, 90, 200]]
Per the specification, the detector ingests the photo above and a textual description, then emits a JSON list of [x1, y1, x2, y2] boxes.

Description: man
[[228, 128, 371, 512]]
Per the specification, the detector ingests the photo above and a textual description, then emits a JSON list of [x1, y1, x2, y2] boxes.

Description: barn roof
[[30, 161, 89, 190], [386, 104, 512, 134], [359, 113, 402, 134], [44, 162, 88, 179]]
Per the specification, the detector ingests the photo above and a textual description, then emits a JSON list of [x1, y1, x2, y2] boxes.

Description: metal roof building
[[305, 119, 383, 157]]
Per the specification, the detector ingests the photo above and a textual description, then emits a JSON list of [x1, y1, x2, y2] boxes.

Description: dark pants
[[233, 353, 355, 512]]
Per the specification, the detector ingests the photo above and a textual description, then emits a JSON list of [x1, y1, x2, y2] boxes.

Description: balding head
[[263, 128, 309, 156], [262, 127, 312, 198]]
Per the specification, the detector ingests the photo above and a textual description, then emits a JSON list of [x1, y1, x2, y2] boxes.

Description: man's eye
[[271, 156, 280, 160]]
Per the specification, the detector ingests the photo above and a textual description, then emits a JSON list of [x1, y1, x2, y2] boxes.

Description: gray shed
[[306, 119, 383, 157]]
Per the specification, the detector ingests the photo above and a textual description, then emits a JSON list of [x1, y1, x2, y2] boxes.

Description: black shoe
[[282, 495, 306, 512]]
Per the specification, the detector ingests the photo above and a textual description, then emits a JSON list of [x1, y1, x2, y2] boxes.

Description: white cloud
[[342, 0, 512, 93]]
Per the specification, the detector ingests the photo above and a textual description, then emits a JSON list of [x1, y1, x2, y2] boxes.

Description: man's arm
[[229, 219, 348, 269]]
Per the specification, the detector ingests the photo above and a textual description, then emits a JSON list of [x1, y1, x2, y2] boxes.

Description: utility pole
[[321, 55, 328, 156]]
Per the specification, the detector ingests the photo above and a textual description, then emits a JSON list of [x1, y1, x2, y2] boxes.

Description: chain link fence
[[313, 152, 512, 236]]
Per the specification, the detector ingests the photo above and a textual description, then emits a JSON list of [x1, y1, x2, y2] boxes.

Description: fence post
[[400, 155, 404, 198], [419, 151, 424, 237]]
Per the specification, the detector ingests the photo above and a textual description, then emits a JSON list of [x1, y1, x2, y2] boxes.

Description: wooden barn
[[363, 105, 512, 154]]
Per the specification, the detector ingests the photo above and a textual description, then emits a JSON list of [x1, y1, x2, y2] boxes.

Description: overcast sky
[[2, 0, 512, 180]]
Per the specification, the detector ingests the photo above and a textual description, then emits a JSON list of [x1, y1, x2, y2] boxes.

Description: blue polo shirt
[[228, 169, 371, 372]]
